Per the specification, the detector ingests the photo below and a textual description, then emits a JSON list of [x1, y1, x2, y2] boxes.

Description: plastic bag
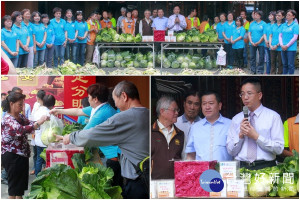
[[92, 46, 100, 64], [41, 115, 64, 146], [216, 46, 227, 66]]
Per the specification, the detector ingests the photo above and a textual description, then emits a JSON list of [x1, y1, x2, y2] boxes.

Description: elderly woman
[[50, 83, 123, 187], [1, 92, 48, 199]]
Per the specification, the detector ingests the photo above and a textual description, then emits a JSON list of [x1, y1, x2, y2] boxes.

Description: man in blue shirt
[[186, 91, 232, 161], [50, 7, 67, 67], [152, 9, 168, 31], [248, 10, 266, 74]]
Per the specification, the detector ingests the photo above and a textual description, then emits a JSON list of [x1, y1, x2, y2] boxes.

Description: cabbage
[[181, 62, 189, 68], [107, 61, 114, 68], [126, 34, 134, 42], [192, 35, 200, 43], [136, 53, 144, 61], [167, 53, 177, 63], [133, 60, 140, 68], [101, 33, 112, 42], [176, 33, 186, 42], [147, 61, 154, 68], [96, 35, 102, 42], [126, 61, 134, 68], [171, 61, 180, 68], [185, 35, 193, 42], [78, 166, 99, 179], [101, 52, 108, 60], [119, 34, 126, 42], [188, 62, 197, 69], [100, 60, 107, 67], [248, 174, 272, 197], [124, 55, 132, 62], [177, 55, 185, 63], [120, 60, 127, 68], [114, 60, 121, 68], [163, 58, 171, 68], [113, 34, 120, 42], [140, 60, 148, 68], [209, 35, 218, 42], [107, 53, 116, 61], [147, 52, 154, 62], [41, 126, 61, 145], [116, 53, 123, 61], [134, 33, 142, 42]]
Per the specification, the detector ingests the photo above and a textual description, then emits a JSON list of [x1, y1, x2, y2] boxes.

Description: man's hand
[[63, 134, 71, 145], [175, 17, 180, 24], [240, 119, 259, 140]]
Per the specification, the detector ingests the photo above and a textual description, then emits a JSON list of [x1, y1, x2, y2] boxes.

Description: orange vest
[[122, 19, 135, 34], [87, 19, 100, 45], [287, 116, 299, 152], [100, 20, 113, 28], [185, 17, 199, 30], [199, 21, 208, 33]]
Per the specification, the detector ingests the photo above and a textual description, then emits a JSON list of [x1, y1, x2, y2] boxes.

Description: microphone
[[243, 106, 248, 121]]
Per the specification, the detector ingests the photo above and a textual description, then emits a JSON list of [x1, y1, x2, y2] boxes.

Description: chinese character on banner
[[64, 76, 96, 121], [283, 173, 294, 184], [269, 173, 280, 184]]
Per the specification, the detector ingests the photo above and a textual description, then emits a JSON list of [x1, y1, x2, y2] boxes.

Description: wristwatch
[[35, 122, 40, 130]]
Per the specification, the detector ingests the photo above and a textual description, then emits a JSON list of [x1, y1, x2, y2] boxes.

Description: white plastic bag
[[41, 115, 64, 146], [92, 46, 100, 64], [216, 46, 227, 66]]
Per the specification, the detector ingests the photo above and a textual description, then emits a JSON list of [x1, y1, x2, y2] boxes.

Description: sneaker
[[30, 170, 35, 175]]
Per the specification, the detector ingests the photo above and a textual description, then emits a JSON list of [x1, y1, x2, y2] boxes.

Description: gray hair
[[113, 80, 140, 100], [120, 7, 127, 12], [144, 9, 151, 14], [156, 96, 176, 117]]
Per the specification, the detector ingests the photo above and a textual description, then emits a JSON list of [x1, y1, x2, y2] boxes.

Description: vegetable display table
[[160, 42, 225, 69], [96, 42, 155, 68]]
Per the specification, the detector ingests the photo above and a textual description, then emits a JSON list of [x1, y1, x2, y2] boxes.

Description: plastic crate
[[46, 143, 84, 168]]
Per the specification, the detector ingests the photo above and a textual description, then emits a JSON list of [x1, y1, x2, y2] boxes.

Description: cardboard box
[[156, 180, 175, 198], [219, 161, 239, 180]]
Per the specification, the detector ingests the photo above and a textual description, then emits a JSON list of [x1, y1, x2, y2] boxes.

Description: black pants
[[233, 48, 244, 68], [17, 54, 29, 68], [2, 152, 29, 196], [106, 159, 123, 187], [224, 44, 234, 66], [270, 50, 283, 74], [122, 177, 149, 199]]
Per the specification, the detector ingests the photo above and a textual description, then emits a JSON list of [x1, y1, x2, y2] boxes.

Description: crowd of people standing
[[1, 5, 299, 74]]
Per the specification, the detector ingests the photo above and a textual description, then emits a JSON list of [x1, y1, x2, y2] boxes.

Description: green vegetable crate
[[46, 143, 84, 169]]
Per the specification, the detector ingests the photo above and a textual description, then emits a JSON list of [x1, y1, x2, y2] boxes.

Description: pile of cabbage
[[240, 150, 299, 197], [157, 52, 217, 70], [176, 28, 218, 43], [95, 27, 142, 43], [101, 50, 154, 68]]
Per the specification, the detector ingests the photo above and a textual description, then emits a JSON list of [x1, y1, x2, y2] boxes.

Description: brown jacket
[[151, 121, 184, 180]]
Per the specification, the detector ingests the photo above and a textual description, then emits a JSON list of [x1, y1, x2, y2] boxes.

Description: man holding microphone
[[226, 77, 284, 170], [167, 5, 187, 33]]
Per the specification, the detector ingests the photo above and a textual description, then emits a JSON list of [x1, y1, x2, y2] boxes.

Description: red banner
[[1, 76, 64, 109], [1, 1, 5, 17], [64, 76, 96, 120]]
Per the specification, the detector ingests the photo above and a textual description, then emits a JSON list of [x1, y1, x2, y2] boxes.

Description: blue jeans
[[34, 49, 46, 67], [10, 57, 19, 67], [250, 45, 265, 74], [224, 43, 234, 66], [281, 51, 296, 74], [45, 45, 55, 68], [265, 47, 271, 74], [77, 43, 86, 66], [54, 45, 65, 67], [65, 43, 77, 63], [35, 146, 46, 176], [17, 54, 29, 68]]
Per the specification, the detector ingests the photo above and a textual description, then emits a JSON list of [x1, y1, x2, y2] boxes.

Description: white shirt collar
[[157, 119, 174, 144], [90, 102, 107, 119]]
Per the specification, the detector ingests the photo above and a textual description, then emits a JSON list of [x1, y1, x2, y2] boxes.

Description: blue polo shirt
[[75, 21, 89, 43], [12, 24, 29, 55], [152, 16, 168, 30], [222, 21, 236, 44], [50, 18, 66, 45], [82, 103, 121, 159], [270, 23, 283, 51], [21, 21, 34, 47], [263, 23, 274, 47], [216, 22, 226, 40], [1, 28, 19, 58], [45, 25, 55, 45], [32, 23, 46, 51], [249, 20, 266, 46], [185, 114, 233, 161], [232, 26, 246, 49], [281, 21, 299, 51], [65, 20, 76, 41]]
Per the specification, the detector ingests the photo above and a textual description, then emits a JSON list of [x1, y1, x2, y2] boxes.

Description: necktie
[[247, 112, 257, 163]]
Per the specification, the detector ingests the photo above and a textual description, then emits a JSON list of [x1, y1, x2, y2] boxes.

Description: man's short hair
[[113, 81, 140, 100], [184, 89, 200, 102], [1, 93, 7, 97], [43, 95, 56, 109], [156, 96, 176, 117], [120, 7, 127, 12], [12, 87, 22, 93], [53, 7, 62, 15], [201, 91, 221, 103], [241, 77, 262, 92]]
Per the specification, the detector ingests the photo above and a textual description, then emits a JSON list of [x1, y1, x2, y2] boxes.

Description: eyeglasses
[[239, 91, 260, 98], [165, 108, 180, 113]]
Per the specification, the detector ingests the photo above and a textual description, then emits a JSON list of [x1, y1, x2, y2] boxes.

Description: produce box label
[[227, 179, 245, 197], [219, 161, 239, 180], [156, 180, 175, 198]]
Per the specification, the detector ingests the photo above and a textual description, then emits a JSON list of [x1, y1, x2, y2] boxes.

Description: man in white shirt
[[151, 96, 184, 179], [226, 77, 284, 170], [175, 90, 201, 160], [167, 5, 187, 33]]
